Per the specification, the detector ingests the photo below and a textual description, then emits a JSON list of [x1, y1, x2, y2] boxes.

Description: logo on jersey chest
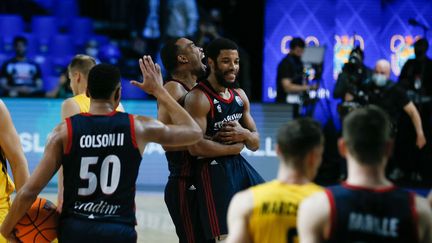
[[213, 113, 243, 129], [213, 99, 222, 113]]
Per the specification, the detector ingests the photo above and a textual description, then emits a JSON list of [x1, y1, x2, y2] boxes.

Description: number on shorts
[[78, 155, 121, 196]]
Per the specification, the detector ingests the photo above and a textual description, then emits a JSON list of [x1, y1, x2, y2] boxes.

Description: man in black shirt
[[365, 59, 425, 148], [276, 37, 316, 117]]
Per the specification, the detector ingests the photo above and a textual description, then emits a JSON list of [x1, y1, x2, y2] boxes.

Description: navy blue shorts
[[195, 155, 265, 239], [165, 177, 213, 243], [58, 217, 137, 243]]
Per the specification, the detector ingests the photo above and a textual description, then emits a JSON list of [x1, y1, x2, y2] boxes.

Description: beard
[[214, 63, 237, 88]]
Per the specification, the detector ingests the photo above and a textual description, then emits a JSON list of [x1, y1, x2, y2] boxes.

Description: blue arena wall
[[4, 98, 292, 191]]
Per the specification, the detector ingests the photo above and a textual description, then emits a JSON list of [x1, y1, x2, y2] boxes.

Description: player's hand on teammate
[[131, 55, 164, 96], [214, 121, 248, 144]]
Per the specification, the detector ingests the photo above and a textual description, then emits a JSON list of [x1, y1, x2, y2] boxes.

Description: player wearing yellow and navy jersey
[[227, 118, 324, 243], [0, 100, 29, 243], [248, 181, 322, 243]]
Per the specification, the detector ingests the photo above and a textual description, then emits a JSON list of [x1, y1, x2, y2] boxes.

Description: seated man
[[0, 36, 44, 97]]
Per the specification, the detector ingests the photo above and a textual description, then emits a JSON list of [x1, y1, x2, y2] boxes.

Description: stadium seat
[[31, 16, 58, 53], [54, 0, 79, 30], [0, 15, 25, 52], [121, 79, 148, 100], [71, 18, 94, 47]]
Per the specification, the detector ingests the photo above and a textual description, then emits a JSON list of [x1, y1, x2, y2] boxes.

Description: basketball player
[[226, 118, 324, 243], [0, 56, 202, 243], [159, 38, 211, 243], [298, 106, 432, 243], [184, 38, 264, 241], [0, 101, 29, 243], [57, 54, 125, 212]]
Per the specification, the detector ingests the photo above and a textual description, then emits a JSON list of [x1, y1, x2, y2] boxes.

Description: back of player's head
[[342, 105, 391, 165], [87, 64, 121, 99], [160, 38, 181, 74], [206, 38, 238, 62], [277, 118, 324, 165], [68, 54, 96, 78], [289, 37, 305, 50]]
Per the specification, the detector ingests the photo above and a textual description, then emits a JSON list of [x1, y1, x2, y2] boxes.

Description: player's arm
[[416, 195, 432, 243], [215, 89, 259, 151], [403, 101, 426, 149], [0, 122, 65, 241], [131, 56, 202, 153], [157, 82, 190, 151], [282, 77, 309, 93], [0, 100, 29, 190], [298, 192, 330, 243], [184, 89, 244, 157], [226, 190, 253, 243]]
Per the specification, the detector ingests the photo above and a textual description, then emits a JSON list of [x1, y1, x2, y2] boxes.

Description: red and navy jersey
[[325, 182, 419, 243], [194, 80, 244, 137], [61, 111, 142, 225], [164, 79, 195, 178]]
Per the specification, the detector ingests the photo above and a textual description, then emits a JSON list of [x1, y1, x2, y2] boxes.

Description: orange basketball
[[15, 197, 59, 243]]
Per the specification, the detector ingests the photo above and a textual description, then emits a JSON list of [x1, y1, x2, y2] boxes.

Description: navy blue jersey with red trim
[[194, 80, 244, 137], [61, 111, 142, 225], [325, 183, 418, 243]]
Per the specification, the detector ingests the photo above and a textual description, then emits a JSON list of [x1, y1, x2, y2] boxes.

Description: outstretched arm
[[226, 190, 253, 243], [184, 89, 244, 157], [0, 122, 65, 241], [131, 56, 202, 153], [0, 100, 29, 191], [403, 102, 426, 149], [214, 89, 259, 151]]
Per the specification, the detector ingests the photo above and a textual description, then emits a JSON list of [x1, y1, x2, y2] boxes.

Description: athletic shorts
[[195, 155, 265, 239], [58, 217, 137, 243], [165, 177, 213, 243]]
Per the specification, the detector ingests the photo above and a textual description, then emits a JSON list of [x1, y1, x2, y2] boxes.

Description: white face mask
[[372, 73, 387, 87]]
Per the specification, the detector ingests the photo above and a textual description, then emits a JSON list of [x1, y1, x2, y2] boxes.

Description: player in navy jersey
[[0, 56, 202, 243], [184, 38, 264, 241], [158, 38, 212, 243], [298, 106, 432, 243]]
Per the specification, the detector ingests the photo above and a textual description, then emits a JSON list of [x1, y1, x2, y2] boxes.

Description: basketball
[[14, 197, 59, 243]]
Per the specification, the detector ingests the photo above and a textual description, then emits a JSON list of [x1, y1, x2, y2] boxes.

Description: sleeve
[[394, 85, 410, 108]]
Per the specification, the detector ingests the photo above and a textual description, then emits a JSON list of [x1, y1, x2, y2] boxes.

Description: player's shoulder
[[415, 195, 432, 217], [231, 189, 254, 211], [164, 81, 189, 100], [185, 87, 211, 105]]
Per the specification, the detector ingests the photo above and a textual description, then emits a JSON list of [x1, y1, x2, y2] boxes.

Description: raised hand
[[130, 55, 164, 96]]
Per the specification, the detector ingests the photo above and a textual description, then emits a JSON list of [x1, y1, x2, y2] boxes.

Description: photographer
[[334, 47, 372, 103]]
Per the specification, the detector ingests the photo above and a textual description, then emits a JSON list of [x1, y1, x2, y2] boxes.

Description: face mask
[[372, 73, 387, 87]]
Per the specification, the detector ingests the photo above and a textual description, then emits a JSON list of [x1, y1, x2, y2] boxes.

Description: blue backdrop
[[263, 0, 432, 126]]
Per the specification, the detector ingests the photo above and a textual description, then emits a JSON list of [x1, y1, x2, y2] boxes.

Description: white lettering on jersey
[[79, 133, 125, 148]]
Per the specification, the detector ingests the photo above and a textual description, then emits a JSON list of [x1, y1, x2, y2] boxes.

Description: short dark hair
[[160, 38, 181, 74], [206, 38, 238, 62], [289, 37, 305, 50], [350, 46, 364, 60], [13, 36, 27, 46], [68, 54, 96, 79], [87, 64, 121, 99], [343, 105, 391, 165], [414, 38, 429, 53], [277, 118, 324, 165]]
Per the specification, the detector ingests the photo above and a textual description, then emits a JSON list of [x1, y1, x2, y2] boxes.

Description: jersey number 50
[[78, 155, 121, 196]]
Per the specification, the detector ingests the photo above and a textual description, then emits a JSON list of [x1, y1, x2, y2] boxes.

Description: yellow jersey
[[0, 157, 15, 243], [248, 180, 322, 243], [72, 94, 123, 113]]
